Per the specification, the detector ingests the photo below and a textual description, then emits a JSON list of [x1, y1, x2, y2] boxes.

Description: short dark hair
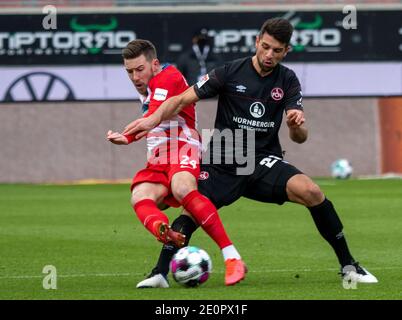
[[122, 39, 157, 61], [259, 18, 293, 45]]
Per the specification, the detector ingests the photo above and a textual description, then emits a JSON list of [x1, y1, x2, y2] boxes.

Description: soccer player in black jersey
[[124, 18, 377, 288]]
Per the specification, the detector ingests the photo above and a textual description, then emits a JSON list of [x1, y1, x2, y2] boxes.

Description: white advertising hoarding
[[1, 63, 401, 102], [0, 65, 139, 102]]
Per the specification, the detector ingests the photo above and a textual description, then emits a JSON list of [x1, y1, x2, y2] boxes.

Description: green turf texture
[[0, 179, 401, 300]]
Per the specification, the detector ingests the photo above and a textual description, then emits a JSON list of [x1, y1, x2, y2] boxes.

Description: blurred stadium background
[[0, 0, 401, 183]]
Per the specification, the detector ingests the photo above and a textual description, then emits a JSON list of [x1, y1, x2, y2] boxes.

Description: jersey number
[[180, 155, 197, 169], [260, 156, 282, 168]]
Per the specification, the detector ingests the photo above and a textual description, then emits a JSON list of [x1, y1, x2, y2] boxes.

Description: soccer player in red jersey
[[107, 40, 246, 287]]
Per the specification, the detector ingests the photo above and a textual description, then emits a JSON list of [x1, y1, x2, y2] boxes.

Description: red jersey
[[128, 64, 202, 201], [129, 64, 201, 156]]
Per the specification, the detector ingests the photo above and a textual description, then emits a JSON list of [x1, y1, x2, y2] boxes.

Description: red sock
[[134, 199, 169, 238], [181, 190, 232, 249]]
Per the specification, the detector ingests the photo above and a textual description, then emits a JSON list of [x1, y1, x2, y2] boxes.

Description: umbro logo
[[236, 85, 247, 93]]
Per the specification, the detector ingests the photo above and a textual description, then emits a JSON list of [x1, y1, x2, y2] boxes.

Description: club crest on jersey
[[271, 87, 284, 101], [249, 102, 265, 118], [196, 74, 209, 88], [199, 171, 209, 180]]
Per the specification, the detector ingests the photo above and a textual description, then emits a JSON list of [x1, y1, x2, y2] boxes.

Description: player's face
[[124, 55, 158, 95], [255, 32, 290, 74]]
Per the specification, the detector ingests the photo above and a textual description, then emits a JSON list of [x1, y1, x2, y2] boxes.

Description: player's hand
[[286, 110, 305, 129], [106, 130, 129, 145], [122, 114, 161, 140]]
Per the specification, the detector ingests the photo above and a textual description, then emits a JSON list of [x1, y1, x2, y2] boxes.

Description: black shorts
[[198, 155, 302, 209]]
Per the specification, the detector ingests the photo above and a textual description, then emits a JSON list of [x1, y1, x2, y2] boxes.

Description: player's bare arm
[[122, 86, 200, 139], [286, 109, 308, 144], [106, 130, 129, 145]]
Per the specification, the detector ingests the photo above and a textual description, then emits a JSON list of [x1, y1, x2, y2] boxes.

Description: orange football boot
[[153, 221, 186, 248], [225, 258, 247, 286]]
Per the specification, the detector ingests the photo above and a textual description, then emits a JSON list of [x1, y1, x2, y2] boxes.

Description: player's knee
[[130, 190, 144, 207], [130, 186, 164, 207], [171, 173, 197, 202], [302, 183, 324, 207], [172, 184, 196, 203]]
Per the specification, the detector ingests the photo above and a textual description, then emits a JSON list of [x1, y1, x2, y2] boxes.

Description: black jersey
[[194, 56, 303, 166]]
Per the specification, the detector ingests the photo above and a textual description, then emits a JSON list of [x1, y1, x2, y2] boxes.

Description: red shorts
[[130, 141, 200, 208]]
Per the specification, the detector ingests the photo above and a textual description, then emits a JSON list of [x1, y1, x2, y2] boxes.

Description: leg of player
[[286, 174, 378, 283], [137, 208, 247, 288], [136, 212, 197, 289], [170, 171, 246, 286], [137, 172, 247, 288], [131, 182, 185, 248]]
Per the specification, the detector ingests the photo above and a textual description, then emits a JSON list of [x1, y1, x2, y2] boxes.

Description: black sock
[[155, 215, 198, 276], [308, 198, 355, 267]]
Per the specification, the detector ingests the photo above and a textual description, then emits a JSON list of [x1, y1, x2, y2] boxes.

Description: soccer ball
[[170, 246, 212, 287], [331, 159, 353, 179]]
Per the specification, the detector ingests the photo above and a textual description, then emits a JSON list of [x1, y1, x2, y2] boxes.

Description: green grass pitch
[[0, 179, 401, 300]]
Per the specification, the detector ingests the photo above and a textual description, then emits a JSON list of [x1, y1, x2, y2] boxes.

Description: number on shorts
[[180, 155, 197, 169], [259, 155, 282, 168]]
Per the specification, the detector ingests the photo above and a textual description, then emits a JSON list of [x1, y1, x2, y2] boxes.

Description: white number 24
[[180, 155, 197, 169]]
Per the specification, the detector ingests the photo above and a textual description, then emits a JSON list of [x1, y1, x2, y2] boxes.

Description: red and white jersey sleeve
[[145, 65, 201, 154]]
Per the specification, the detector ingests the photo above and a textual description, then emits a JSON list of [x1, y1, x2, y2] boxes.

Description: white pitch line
[[0, 273, 136, 280], [1, 266, 401, 280]]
